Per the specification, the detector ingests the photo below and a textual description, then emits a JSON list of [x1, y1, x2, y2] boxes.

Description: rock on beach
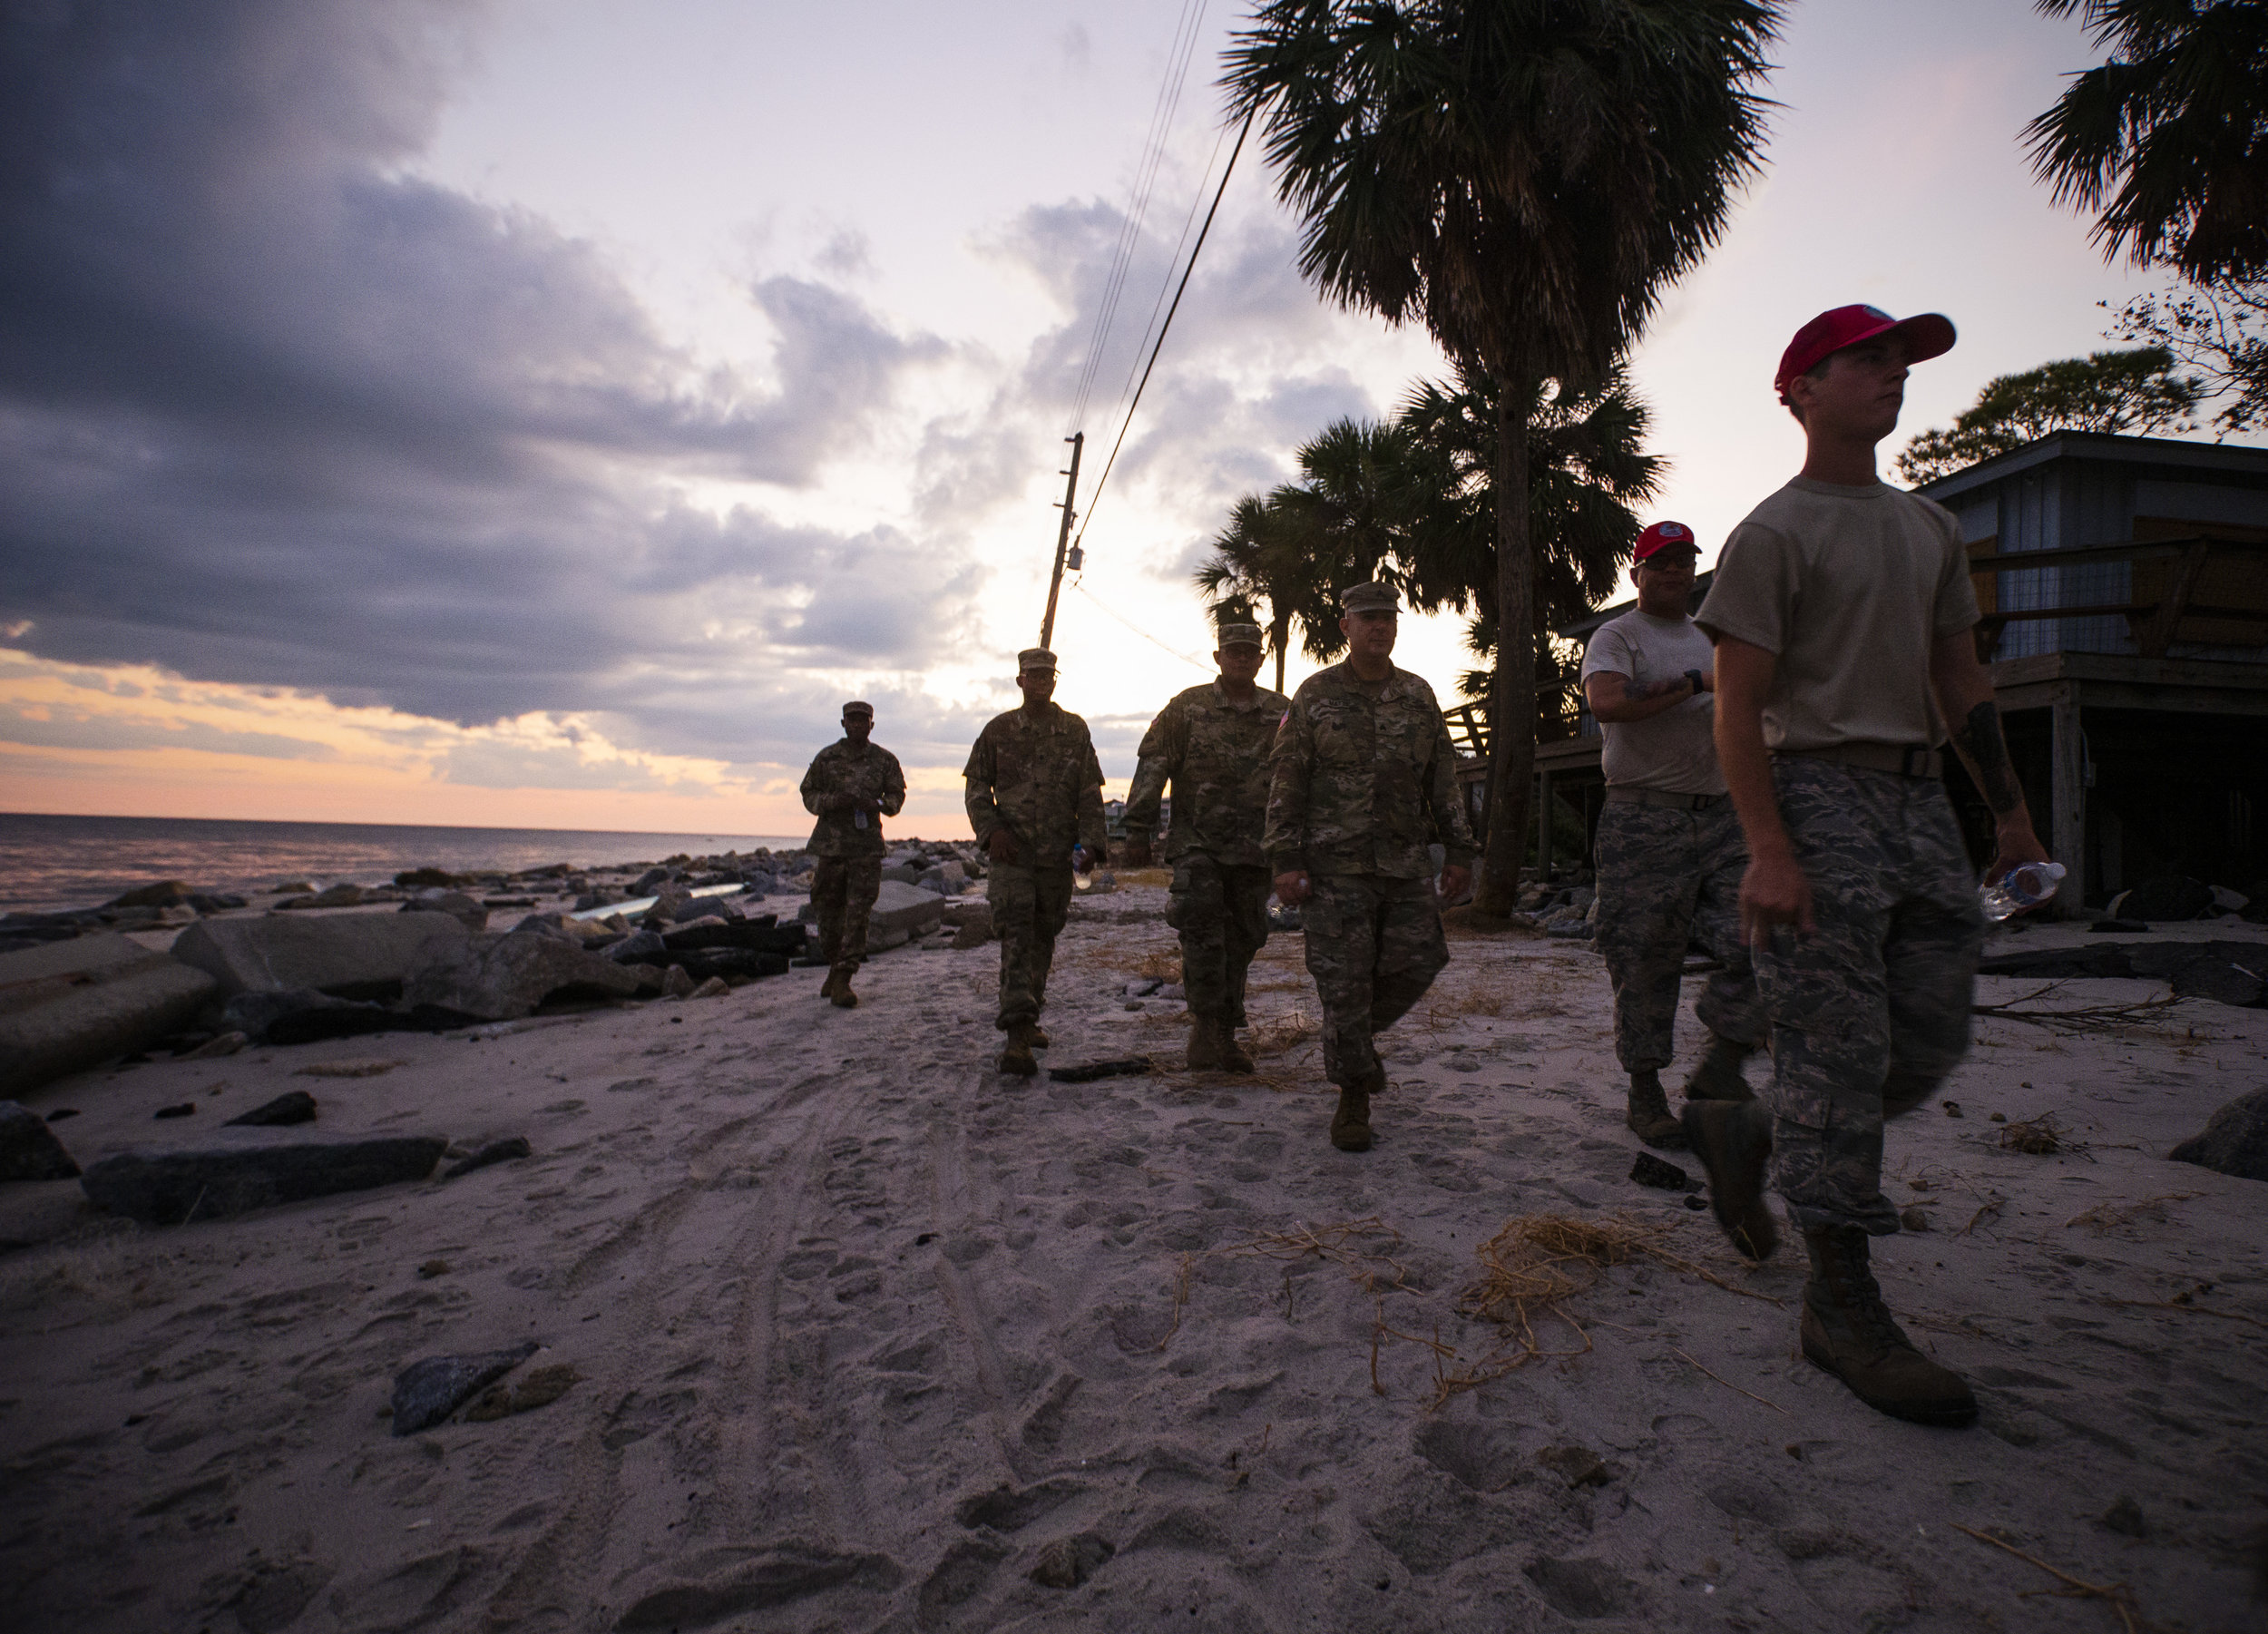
[[79, 1136, 448, 1224]]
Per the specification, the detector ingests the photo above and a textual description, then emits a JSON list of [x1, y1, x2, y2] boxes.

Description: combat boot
[[1329, 1078, 1377, 1152], [818, 964, 844, 1003], [828, 963, 859, 1009], [1029, 1025, 1051, 1051], [998, 1022, 1039, 1078], [1683, 1032, 1756, 1102], [1800, 1226, 1977, 1426], [1625, 1071, 1686, 1150], [1186, 1015, 1224, 1071], [1217, 1025, 1255, 1075], [1681, 1099, 1778, 1260]]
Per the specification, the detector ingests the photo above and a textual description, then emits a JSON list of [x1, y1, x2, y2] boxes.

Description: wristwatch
[[1684, 669, 1705, 695]]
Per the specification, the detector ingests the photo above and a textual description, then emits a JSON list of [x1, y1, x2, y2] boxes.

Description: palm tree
[[2026, 0, 2268, 282], [1396, 367, 1663, 629], [1193, 417, 1410, 690], [1397, 367, 1664, 741], [1225, 0, 1779, 912]]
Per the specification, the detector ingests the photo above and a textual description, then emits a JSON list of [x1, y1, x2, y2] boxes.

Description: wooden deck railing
[[1969, 533, 2268, 660]]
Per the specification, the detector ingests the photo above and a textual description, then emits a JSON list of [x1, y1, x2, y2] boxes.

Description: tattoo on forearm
[[1952, 700, 2025, 815]]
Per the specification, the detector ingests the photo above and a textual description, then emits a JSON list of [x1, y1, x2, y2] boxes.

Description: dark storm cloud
[[0, 2, 1403, 791], [0, 0, 973, 769]]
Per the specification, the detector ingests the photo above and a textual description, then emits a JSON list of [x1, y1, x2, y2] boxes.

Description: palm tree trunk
[[1271, 612, 1291, 694], [1476, 376, 1535, 915]]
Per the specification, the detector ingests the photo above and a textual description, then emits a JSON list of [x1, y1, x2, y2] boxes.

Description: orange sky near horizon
[[0, 650, 994, 839]]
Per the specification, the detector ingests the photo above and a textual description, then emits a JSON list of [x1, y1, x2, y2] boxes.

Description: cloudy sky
[[0, 0, 2214, 839]]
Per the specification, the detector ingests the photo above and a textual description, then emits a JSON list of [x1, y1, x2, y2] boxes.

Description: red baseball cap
[[1634, 521, 1698, 562], [1774, 305, 1955, 401]]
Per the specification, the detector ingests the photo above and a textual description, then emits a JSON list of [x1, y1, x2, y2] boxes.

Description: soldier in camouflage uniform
[[799, 701, 907, 1009], [1266, 582, 1477, 1151], [1690, 304, 2050, 1427], [1580, 522, 1765, 1150], [1121, 622, 1290, 1073], [964, 648, 1110, 1077]]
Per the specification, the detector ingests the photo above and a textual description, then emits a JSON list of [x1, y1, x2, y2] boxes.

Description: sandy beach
[[4, 883, 2263, 1632]]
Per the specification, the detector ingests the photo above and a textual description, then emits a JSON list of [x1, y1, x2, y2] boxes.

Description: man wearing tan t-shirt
[[1686, 305, 2049, 1429], [1579, 521, 1763, 1150]]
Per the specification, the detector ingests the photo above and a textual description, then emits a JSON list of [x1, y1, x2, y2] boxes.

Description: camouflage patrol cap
[[1217, 622, 1264, 649], [1339, 581, 1399, 614], [1017, 647, 1058, 672], [841, 700, 874, 718]]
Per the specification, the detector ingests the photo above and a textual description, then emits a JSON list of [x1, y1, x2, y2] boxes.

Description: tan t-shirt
[[1696, 476, 1980, 752], [1579, 609, 1723, 794]]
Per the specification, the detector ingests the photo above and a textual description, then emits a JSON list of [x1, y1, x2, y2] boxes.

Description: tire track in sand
[[479, 1071, 856, 1629]]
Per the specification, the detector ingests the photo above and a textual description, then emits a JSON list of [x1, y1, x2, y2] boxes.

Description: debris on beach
[[2168, 1086, 2268, 1181], [80, 1135, 448, 1223], [1628, 1151, 1690, 1191], [224, 1090, 318, 1127], [1048, 1057, 1152, 1083], [444, 1135, 532, 1179], [0, 1100, 81, 1180], [1998, 1113, 2068, 1155], [389, 1341, 540, 1435]]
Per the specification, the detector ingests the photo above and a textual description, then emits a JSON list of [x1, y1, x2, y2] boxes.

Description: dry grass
[[1951, 1523, 2160, 1634], [1998, 1111, 2088, 1158], [1131, 947, 1182, 983], [1157, 1216, 1417, 1349], [1155, 1207, 1784, 1409], [295, 1058, 407, 1079], [1422, 983, 1510, 1024], [1429, 1213, 1784, 1404], [2066, 1192, 2204, 1233], [1244, 1010, 1319, 1059]]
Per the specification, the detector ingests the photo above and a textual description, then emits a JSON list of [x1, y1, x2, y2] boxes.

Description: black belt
[[1778, 743, 1944, 779], [1604, 787, 1725, 810]]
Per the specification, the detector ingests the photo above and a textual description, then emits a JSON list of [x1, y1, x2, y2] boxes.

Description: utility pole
[[1039, 431, 1083, 651]]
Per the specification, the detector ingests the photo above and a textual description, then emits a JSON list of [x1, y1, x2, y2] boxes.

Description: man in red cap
[[1580, 521, 1764, 1150], [1687, 305, 2048, 1428]]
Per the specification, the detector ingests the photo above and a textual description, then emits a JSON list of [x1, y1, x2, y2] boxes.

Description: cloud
[[0, 700, 336, 760], [0, 0, 975, 768], [0, 3, 1427, 798]]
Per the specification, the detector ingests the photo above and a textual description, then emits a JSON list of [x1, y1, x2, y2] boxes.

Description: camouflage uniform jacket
[[963, 703, 1110, 864], [1264, 662, 1477, 879], [799, 739, 906, 858], [1121, 680, 1293, 866]]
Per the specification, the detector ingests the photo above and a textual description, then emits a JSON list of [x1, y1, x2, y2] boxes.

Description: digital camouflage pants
[[1167, 854, 1271, 1027], [809, 855, 882, 968], [1592, 797, 1765, 1072], [1755, 758, 1985, 1235], [990, 862, 1074, 1032], [1301, 874, 1450, 1090]]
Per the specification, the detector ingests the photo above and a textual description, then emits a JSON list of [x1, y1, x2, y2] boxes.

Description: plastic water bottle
[[1980, 861, 2066, 922]]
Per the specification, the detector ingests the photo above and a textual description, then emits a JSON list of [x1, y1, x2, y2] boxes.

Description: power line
[[1071, 581, 1213, 671], [1070, 108, 1255, 561], [1066, 0, 1210, 435], [1098, 112, 1232, 441]]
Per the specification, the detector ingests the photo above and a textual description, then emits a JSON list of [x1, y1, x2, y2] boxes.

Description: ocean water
[[0, 813, 811, 915]]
